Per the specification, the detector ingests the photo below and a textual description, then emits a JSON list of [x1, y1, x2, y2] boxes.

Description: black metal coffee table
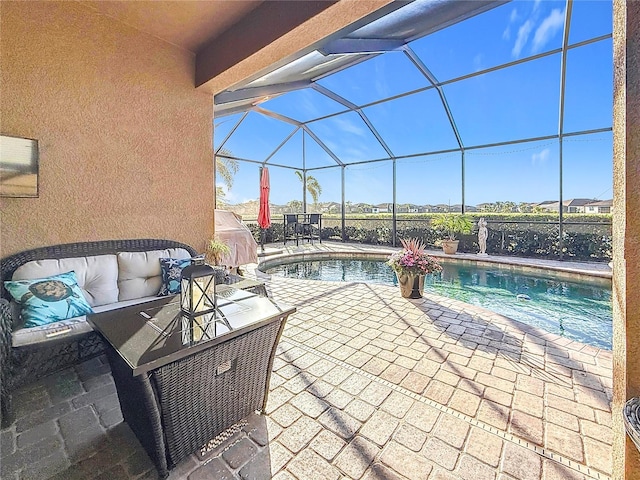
[[87, 288, 295, 478]]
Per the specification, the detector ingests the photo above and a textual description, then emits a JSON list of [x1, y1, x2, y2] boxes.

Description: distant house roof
[[585, 199, 613, 207], [564, 198, 598, 207], [536, 198, 598, 209]]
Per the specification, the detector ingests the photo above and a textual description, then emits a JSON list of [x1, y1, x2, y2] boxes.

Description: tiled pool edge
[[256, 242, 612, 283]]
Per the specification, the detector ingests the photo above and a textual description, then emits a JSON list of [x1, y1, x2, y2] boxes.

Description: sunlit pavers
[[0, 243, 613, 479], [263, 272, 612, 480]]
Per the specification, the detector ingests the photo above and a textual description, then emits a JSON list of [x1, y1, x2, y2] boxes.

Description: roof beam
[[253, 107, 302, 127], [263, 127, 301, 165], [214, 102, 258, 118], [311, 84, 395, 158], [196, 1, 337, 91], [214, 80, 311, 106], [301, 126, 344, 166], [404, 46, 464, 150], [313, 84, 358, 110], [319, 38, 405, 55], [196, 0, 398, 95], [214, 111, 249, 154]]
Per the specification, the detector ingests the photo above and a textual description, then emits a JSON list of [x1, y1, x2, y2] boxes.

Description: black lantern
[[180, 257, 218, 345]]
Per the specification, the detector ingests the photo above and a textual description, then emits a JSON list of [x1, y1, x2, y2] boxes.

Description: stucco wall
[[0, 1, 213, 257], [613, 1, 640, 479]]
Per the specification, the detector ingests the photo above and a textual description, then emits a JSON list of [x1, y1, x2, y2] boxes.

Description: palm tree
[[215, 186, 227, 206], [287, 199, 303, 212], [215, 147, 238, 191], [295, 170, 322, 205]]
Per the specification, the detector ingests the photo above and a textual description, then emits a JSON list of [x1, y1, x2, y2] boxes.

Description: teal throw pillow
[[4, 271, 94, 328], [158, 258, 192, 296]]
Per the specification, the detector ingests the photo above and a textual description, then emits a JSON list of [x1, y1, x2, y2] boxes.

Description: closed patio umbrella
[[258, 167, 270, 251]]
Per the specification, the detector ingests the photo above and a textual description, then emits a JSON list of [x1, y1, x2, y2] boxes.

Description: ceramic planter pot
[[441, 239, 459, 255], [396, 272, 425, 299]]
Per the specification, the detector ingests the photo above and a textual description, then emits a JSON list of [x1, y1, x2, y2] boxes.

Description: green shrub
[[245, 213, 611, 261]]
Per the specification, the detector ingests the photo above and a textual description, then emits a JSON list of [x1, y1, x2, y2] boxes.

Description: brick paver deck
[[1, 245, 613, 479]]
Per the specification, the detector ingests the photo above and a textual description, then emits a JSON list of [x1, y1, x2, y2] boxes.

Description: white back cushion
[[12, 255, 119, 307], [117, 248, 191, 300]]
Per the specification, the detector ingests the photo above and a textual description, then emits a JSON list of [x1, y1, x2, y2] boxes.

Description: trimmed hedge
[[247, 213, 612, 261]]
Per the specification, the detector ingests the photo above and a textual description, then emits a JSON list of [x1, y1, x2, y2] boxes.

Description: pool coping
[[257, 241, 612, 283]]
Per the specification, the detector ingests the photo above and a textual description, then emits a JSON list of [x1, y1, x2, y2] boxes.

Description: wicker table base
[[90, 294, 294, 478], [107, 318, 286, 478]]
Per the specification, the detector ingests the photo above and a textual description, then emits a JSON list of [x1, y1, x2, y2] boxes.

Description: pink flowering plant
[[387, 238, 443, 276]]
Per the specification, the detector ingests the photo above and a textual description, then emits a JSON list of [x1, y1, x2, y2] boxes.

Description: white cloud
[[503, 9, 518, 41], [376, 80, 389, 99], [218, 187, 252, 205], [346, 147, 366, 158], [532, 9, 564, 53], [532, 148, 550, 165], [512, 20, 533, 58], [533, 0, 542, 12], [374, 61, 390, 99], [324, 139, 339, 152], [299, 90, 319, 118], [473, 53, 484, 72], [333, 117, 365, 136]]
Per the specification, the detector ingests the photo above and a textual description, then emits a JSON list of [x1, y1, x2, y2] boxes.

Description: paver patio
[[1, 244, 613, 479]]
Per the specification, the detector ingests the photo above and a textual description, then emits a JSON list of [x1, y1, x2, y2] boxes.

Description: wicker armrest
[[624, 397, 640, 452], [227, 273, 244, 284], [0, 299, 14, 425], [0, 299, 13, 365]]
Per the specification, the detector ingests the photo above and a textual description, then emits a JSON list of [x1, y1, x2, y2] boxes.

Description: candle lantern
[[180, 257, 217, 345]]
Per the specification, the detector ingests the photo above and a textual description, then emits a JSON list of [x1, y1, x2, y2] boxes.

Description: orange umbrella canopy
[[258, 167, 271, 229]]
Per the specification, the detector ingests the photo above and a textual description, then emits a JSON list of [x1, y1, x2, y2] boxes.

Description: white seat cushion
[[11, 295, 165, 347], [12, 255, 119, 307], [117, 248, 191, 301]]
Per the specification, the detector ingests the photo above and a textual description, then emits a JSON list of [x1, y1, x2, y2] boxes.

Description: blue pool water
[[264, 258, 612, 349]]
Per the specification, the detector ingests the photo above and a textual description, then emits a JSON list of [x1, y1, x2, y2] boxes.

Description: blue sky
[[215, 0, 613, 208]]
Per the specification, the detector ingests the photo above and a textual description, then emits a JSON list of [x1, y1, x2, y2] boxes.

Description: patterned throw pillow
[[4, 271, 94, 328], [158, 258, 192, 296]]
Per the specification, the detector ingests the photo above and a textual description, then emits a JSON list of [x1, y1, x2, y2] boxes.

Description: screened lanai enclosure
[[213, 0, 612, 261]]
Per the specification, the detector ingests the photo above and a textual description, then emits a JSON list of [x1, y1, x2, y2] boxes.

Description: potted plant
[[431, 214, 473, 254], [205, 237, 231, 266], [387, 238, 442, 298]]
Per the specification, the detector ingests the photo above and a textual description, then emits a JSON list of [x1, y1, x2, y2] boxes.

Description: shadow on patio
[[1, 274, 613, 480]]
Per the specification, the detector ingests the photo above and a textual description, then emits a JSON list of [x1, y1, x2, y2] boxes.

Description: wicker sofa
[[0, 239, 261, 427]]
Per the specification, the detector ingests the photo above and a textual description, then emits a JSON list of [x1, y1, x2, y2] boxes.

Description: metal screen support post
[[302, 132, 307, 214], [392, 159, 397, 247], [461, 150, 466, 214], [557, 1, 572, 261], [341, 166, 346, 242]]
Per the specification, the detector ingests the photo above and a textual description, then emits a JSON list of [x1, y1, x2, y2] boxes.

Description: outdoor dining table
[[87, 287, 295, 478]]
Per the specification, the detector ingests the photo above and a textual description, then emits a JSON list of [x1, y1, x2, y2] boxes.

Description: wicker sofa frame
[[624, 397, 640, 452], [0, 238, 255, 427]]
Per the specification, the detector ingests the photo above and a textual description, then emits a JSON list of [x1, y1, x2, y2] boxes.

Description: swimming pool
[[262, 257, 613, 349]]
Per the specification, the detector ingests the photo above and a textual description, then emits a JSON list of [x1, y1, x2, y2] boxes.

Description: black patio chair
[[283, 214, 301, 246], [299, 213, 321, 244]]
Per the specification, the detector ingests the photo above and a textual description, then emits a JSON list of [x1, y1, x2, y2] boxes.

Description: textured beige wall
[[0, 2, 213, 257], [613, 1, 640, 479]]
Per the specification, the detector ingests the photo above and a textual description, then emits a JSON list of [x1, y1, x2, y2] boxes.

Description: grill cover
[[214, 209, 258, 267]]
